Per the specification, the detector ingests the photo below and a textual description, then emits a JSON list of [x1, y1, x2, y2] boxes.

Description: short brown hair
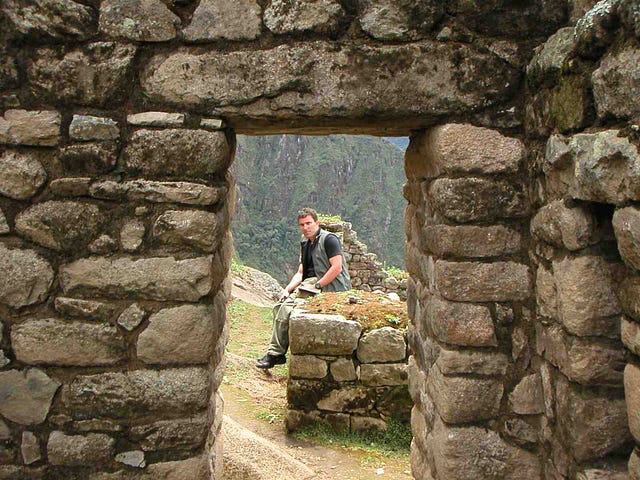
[[297, 207, 318, 221]]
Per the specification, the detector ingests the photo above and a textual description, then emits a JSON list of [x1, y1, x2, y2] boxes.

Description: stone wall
[[285, 312, 411, 434]]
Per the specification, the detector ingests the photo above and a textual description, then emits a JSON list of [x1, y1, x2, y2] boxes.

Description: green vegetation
[[317, 212, 343, 223], [257, 411, 283, 424], [230, 257, 249, 275], [384, 266, 408, 281]]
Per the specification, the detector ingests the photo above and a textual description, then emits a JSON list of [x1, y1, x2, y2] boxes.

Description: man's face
[[298, 215, 320, 240]]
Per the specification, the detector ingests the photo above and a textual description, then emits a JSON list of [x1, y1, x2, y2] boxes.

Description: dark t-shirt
[[301, 233, 342, 279]]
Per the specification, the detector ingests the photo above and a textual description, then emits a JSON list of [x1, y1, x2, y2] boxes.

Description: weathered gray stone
[[27, 43, 137, 107], [47, 431, 114, 466], [620, 0, 640, 36], [357, 327, 406, 363], [536, 264, 558, 320], [15, 201, 102, 251], [631, 448, 640, 480], [130, 415, 208, 452], [126, 129, 231, 179], [117, 303, 146, 331], [0, 244, 54, 308], [625, 363, 640, 444], [592, 47, 640, 120], [63, 367, 209, 419], [531, 200, 598, 250], [509, 373, 544, 415], [54, 297, 115, 321], [137, 305, 214, 364], [182, 0, 261, 42], [200, 118, 224, 130], [127, 111, 185, 127], [0, 209, 9, 235], [557, 375, 631, 463], [290, 355, 328, 379], [330, 358, 357, 382], [120, 218, 145, 252], [436, 260, 532, 302], [0, 420, 10, 440], [406, 124, 524, 179], [428, 178, 529, 223], [575, 0, 620, 57], [526, 27, 576, 85], [503, 418, 539, 446], [613, 207, 640, 271], [289, 313, 362, 355], [265, 0, 345, 35], [423, 224, 522, 258], [622, 317, 640, 356], [351, 416, 387, 433], [61, 142, 118, 175], [0, 110, 61, 147], [426, 296, 497, 347], [553, 255, 622, 338], [60, 255, 212, 301], [0, 51, 18, 90], [577, 466, 630, 480], [69, 115, 119, 141], [115, 450, 145, 468], [0, 151, 47, 200], [12, 318, 126, 366], [88, 234, 118, 254], [436, 349, 509, 376], [360, 363, 407, 386], [358, 0, 443, 40], [620, 277, 640, 321], [152, 209, 223, 252], [316, 386, 370, 413], [2, 0, 95, 41], [89, 180, 226, 206], [0, 369, 60, 425], [21, 431, 41, 465], [99, 0, 180, 42], [72, 419, 122, 433]]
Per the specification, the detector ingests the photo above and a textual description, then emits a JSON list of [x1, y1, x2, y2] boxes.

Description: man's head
[[297, 208, 320, 240]]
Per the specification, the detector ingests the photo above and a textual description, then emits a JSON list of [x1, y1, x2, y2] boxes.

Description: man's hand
[[279, 289, 290, 302]]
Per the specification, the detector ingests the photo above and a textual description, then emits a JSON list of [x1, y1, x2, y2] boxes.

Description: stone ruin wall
[[0, 0, 639, 479]]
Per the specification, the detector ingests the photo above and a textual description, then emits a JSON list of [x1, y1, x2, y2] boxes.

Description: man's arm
[[316, 254, 343, 288], [280, 264, 303, 300]]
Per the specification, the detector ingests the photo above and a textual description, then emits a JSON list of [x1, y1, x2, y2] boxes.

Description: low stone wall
[[285, 312, 411, 433]]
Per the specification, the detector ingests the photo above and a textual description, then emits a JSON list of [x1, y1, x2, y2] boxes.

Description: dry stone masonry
[[1, 0, 639, 479]]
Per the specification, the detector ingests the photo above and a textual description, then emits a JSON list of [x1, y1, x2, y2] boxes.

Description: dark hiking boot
[[256, 353, 286, 369]]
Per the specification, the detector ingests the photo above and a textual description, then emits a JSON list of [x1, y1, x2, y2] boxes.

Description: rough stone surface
[[426, 296, 497, 347], [15, 201, 102, 251], [130, 415, 208, 452], [265, 0, 345, 35], [0, 244, 54, 308], [625, 363, 640, 444], [613, 206, 640, 271], [0, 110, 61, 147], [552, 255, 622, 338], [622, 317, 640, 356], [574, 0, 618, 57], [115, 450, 146, 468], [436, 349, 509, 376], [152, 209, 223, 252], [54, 297, 115, 321], [435, 260, 532, 302], [427, 365, 503, 424], [21, 431, 41, 465], [509, 373, 544, 415], [27, 43, 137, 107], [316, 386, 371, 413], [182, 0, 261, 42], [537, 264, 558, 319], [358, 0, 443, 40], [89, 180, 226, 205], [330, 358, 357, 382], [357, 327, 406, 363], [428, 178, 529, 223], [0, 150, 48, 200], [99, 0, 180, 42], [423, 224, 522, 258], [592, 46, 640, 120], [69, 115, 119, 141], [127, 112, 185, 127], [526, 27, 576, 85], [63, 367, 209, 419], [60, 255, 213, 301], [360, 363, 407, 386], [125, 129, 231, 179], [531, 200, 598, 250], [289, 314, 362, 355], [620, 277, 640, 321], [117, 303, 146, 331], [47, 431, 114, 466], [120, 218, 145, 252], [289, 355, 328, 379], [0, 209, 9, 235], [406, 124, 524, 179], [0, 369, 60, 425], [137, 305, 214, 364]]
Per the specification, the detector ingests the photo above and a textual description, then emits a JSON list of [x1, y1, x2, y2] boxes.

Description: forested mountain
[[231, 135, 408, 283]]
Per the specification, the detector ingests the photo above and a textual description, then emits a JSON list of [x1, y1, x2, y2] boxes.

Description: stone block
[[509, 373, 544, 415], [592, 47, 640, 120], [0, 110, 60, 147], [0, 150, 48, 199], [21, 431, 41, 465], [0, 420, 10, 440], [435, 348, 509, 376], [60, 255, 213, 301], [289, 355, 328, 379], [427, 365, 503, 424], [0, 244, 54, 308], [69, 115, 119, 141], [127, 112, 185, 127], [54, 297, 115, 321], [630, 449, 640, 480], [125, 129, 231, 179], [330, 358, 357, 381], [89, 180, 226, 206], [285, 409, 350, 433], [531, 200, 598, 251], [60, 142, 118, 175], [428, 177, 529, 223], [265, 0, 345, 35], [614, 206, 640, 271], [152, 209, 223, 252], [63, 367, 209, 419], [622, 317, 640, 356], [526, 27, 576, 85], [183, 0, 261, 42], [435, 260, 532, 302], [145, 455, 208, 479], [424, 224, 522, 258], [47, 431, 114, 466], [556, 375, 631, 463], [12, 318, 126, 366], [115, 450, 145, 468], [15, 201, 102, 251], [289, 313, 361, 355], [99, 0, 180, 42], [625, 363, 640, 444], [360, 363, 408, 386], [316, 386, 372, 413], [0, 369, 60, 425], [536, 264, 558, 320], [620, 0, 640, 36], [358, 0, 444, 41], [351, 416, 387, 433], [137, 305, 214, 365], [426, 296, 497, 347], [119, 218, 145, 252], [130, 415, 208, 452], [553, 255, 622, 337], [503, 418, 539, 446], [0, 209, 8, 235], [357, 327, 406, 363], [116, 303, 146, 331], [406, 124, 523, 179], [621, 277, 640, 321], [574, 0, 618, 57]]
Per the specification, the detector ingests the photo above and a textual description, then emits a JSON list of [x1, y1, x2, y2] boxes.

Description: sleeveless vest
[[303, 229, 351, 292]]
